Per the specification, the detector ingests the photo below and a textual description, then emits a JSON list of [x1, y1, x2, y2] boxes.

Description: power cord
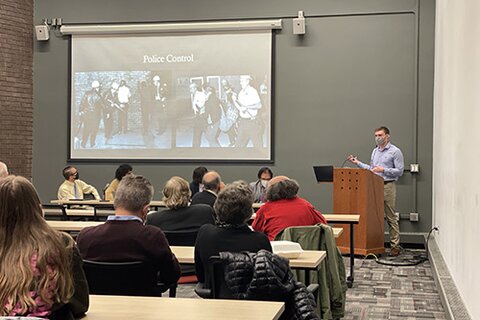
[[364, 227, 438, 267]]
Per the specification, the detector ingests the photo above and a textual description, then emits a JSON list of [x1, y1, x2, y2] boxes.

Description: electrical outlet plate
[[409, 212, 419, 221]]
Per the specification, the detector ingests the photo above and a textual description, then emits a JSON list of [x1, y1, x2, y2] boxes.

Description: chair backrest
[[83, 193, 96, 200], [42, 203, 67, 221], [94, 203, 115, 219], [163, 229, 198, 246], [209, 256, 234, 299], [82, 260, 160, 296]]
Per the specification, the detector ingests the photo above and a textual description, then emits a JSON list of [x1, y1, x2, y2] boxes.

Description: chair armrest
[[194, 282, 212, 299]]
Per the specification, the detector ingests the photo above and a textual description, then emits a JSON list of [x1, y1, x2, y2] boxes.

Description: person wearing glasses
[[57, 166, 100, 201]]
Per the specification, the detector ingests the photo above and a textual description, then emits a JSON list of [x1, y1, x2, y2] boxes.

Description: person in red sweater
[[252, 175, 327, 240]]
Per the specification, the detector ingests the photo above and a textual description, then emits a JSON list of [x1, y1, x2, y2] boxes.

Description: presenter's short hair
[[374, 126, 390, 135]]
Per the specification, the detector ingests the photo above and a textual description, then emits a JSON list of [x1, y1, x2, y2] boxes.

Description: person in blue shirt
[[348, 126, 404, 256]]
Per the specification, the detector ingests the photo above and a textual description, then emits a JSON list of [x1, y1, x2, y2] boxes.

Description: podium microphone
[[340, 156, 356, 168]]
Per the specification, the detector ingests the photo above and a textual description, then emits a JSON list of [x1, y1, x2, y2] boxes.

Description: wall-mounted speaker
[[35, 25, 50, 41]]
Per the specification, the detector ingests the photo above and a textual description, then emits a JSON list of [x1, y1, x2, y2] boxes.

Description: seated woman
[[0, 176, 89, 319], [249, 166, 273, 203], [194, 181, 272, 288], [104, 164, 132, 201], [146, 176, 215, 232], [252, 175, 327, 240], [189, 166, 208, 198]]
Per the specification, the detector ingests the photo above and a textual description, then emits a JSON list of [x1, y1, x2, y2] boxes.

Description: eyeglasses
[[70, 171, 78, 176]]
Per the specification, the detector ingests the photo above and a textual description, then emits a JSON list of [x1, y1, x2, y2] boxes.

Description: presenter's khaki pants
[[384, 182, 400, 249]]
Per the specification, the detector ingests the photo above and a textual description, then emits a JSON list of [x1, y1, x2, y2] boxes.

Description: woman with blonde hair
[[146, 176, 214, 235], [0, 176, 89, 318]]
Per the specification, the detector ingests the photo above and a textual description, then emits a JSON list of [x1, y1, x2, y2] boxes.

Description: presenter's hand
[[372, 166, 384, 173], [348, 155, 360, 164]]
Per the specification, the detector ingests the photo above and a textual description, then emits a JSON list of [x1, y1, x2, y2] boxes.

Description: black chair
[[83, 260, 177, 297], [163, 229, 199, 277], [83, 193, 96, 200], [195, 256, 319, 301], [42, 203, 68, 221], [93, 203, 115, 221], [163, 229, 198, 246]]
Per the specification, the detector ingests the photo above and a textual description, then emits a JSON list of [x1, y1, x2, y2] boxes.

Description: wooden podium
[[333, 168, 385, 255]]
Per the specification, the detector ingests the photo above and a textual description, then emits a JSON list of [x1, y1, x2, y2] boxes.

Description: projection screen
[[69, 31, 272, 161]]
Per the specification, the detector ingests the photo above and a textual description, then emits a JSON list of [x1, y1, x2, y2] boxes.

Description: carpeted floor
[[175, 248, 447, 319], [343, 248, 446, 319]]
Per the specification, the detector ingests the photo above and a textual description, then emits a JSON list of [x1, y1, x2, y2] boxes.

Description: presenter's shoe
[[389, 247, 401, 257]]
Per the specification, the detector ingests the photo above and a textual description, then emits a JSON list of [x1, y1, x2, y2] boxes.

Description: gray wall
[[33, 0, 435, 242]]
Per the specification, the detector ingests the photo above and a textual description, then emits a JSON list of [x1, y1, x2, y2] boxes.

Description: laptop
[[313, 165, 334, 183]]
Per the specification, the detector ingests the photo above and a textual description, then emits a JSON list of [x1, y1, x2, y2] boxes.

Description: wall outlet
[[409, 212, 419, 221]]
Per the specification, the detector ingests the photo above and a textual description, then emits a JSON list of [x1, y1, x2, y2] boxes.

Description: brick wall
[[0, 0, 33, 178]]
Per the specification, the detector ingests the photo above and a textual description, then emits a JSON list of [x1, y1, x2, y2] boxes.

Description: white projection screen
[[69, 31, 272, 161]]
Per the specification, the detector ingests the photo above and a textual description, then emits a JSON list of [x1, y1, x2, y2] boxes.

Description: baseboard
[[427, 235, 472, 320]]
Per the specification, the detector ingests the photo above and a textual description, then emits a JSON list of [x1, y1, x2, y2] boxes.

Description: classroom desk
[[51, 199, 167, 210], [323, 214, 360, 288], [47, 220, 103, 231], [170, 246, 326, 285], [84, 295, 285, 320]]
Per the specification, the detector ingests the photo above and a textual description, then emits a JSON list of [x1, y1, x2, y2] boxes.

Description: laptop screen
[[313, 165, 334, 182]]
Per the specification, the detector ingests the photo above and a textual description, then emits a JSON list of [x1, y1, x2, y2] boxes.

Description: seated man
[[190, 171, 223, 208], [146, 176, 215, 232], [195, 181, 271, 289], [249, 166, 273, 203], [252, 176, 327, 240], [76, 175, 181, 287], [57, 166, 100, 200]]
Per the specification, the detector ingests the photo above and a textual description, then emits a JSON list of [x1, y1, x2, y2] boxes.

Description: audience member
[[194, 181, 271, 288], [0, 161, 8, 178], [146, 176, 215, 231], [250, 166, 273, 203], [57, 166, 100, 200], [189, 166, 208, 197], [190, 171, 223, 207], [104, 164, 133, 201], [76, 175, 181, 286], [252, 176, 327, 240], [0, 176, 89, 318]]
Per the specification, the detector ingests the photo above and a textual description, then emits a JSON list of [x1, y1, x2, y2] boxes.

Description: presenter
[[348, 126, 404, 256]]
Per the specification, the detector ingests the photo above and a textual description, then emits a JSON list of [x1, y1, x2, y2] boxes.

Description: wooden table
[[323, 214, 360, 288], [47, 220, 103, 231], [84, 295, 284, 320], [170, 246, 326, 285], [51, 199, 166, 210]]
